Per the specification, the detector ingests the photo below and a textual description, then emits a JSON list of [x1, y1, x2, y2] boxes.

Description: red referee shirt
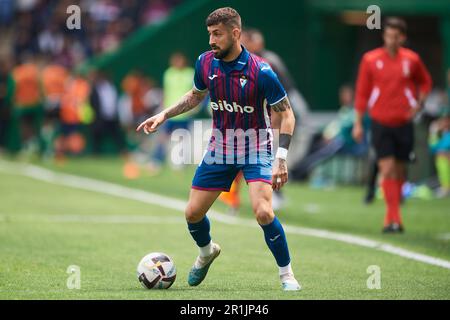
[[355, 47, 432, 127]]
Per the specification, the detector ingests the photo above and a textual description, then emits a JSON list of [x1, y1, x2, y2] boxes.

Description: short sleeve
[[258, 62, 287, 106], [193, 54, 207, 92]]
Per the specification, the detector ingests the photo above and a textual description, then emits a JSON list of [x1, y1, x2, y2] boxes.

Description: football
[[137, 252, 177, 289]]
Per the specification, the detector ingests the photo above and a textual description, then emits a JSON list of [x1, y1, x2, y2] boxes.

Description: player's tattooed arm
[[136, 89, 206, 134], [164, 89, 207, 119], [271, 97, 295, 136], [271, 96, 296, 191], [271, 96, 292, 112]]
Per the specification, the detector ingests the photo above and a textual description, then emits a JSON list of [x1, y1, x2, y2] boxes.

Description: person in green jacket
[[152, 52, 198, 167]]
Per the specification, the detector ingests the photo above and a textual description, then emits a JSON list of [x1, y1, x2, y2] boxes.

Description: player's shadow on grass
[[112, 284, 280, 293]]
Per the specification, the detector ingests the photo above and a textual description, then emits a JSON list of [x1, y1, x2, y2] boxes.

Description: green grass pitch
[[0, 157, 449, 299]]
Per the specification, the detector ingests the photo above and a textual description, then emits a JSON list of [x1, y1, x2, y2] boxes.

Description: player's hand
[[409, 106, 422, 121], [352, 122, 364, 143], [409, 94, 426, 121], [136, 112, 167, 134], [272, 158, 288, 191]]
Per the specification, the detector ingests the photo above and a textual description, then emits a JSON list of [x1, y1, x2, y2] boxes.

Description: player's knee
[[253, 203, 274, 225], [379, 160, 397, 179], [382, 167, 396, 179], [185, 204, 204, 223]]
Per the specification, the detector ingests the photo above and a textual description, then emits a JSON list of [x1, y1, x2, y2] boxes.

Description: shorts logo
[[210, 100, 254, 114]]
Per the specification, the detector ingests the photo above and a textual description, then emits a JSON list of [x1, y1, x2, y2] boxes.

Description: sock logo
[[269, 234, 281, 242]]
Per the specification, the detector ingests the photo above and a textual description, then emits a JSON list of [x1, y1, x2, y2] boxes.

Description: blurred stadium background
[[0, 0, 449, 299], [1, 0, 450, 182]]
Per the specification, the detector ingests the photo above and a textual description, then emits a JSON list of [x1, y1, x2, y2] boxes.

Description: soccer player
[[137, 7, 300, 291], [353, 17, 432, 233]]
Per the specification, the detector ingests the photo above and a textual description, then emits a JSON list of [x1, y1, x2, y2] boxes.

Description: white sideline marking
[[1, 160, 450, 270]]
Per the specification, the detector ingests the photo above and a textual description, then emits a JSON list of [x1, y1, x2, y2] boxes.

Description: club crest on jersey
[[376, 59, 383, 70], [210, 100, 254, 114], [240, 75, 248, 88]]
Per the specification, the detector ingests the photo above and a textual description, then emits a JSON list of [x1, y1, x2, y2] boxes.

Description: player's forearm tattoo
[[164, 89, 205, 119], [272, 97, 292, 112], [278, 157, 287, 168], [279, 133, 292, 150]]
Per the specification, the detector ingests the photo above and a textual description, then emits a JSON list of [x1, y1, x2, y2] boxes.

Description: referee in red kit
[[353, 17, 432, 233]]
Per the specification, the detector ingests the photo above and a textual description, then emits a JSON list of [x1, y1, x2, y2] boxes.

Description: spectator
[[10, 54, 44, 154], [291, 85, 369, 180], [152, 52, 196, 167], [118, 0, 140, 35], [99, 20, 122, 53], [142, 77, 163, 118], [89, 70, 126, 155], [38, 22, 64, 57], [1, 0, 183, 156], [55, 71, 91, 160], [0, 57, 13, 151], [141, 0, 170, 25], [0, 0, 15, 26], [88, 0, 120, 32], [41, 59, 70, 157], [119, 73, 162, 150], [121, 71, 151, 123], [428, 71, 450, 198], [41, 61, 69, 118]]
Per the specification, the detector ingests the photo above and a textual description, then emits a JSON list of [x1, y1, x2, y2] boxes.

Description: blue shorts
[[192, 160, 273, 192]]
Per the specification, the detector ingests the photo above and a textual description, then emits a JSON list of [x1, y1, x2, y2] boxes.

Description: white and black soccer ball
[[137, 252, 176, 289]]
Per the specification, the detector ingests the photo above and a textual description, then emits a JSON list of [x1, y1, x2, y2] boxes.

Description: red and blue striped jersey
[[193, 46, 287, 163]]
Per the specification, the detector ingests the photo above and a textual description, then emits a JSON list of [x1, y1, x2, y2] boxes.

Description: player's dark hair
[[383, 17, 407, 35], [206, 7, 241, 30]]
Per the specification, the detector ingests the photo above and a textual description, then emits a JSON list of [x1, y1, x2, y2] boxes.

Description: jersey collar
[[218, 45, 250, 72]]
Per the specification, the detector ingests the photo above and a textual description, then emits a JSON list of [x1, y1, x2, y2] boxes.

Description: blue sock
[[260, 216, 291, 267], [187, 216, 211, 247]]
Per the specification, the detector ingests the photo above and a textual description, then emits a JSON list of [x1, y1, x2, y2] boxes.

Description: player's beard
[[211, 40, 233, 60]]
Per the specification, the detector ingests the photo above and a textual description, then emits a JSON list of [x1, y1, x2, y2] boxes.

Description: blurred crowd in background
[[1, 0, 182, 63], [0, 0, 450, 204], [0, 0, 189, 172]]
